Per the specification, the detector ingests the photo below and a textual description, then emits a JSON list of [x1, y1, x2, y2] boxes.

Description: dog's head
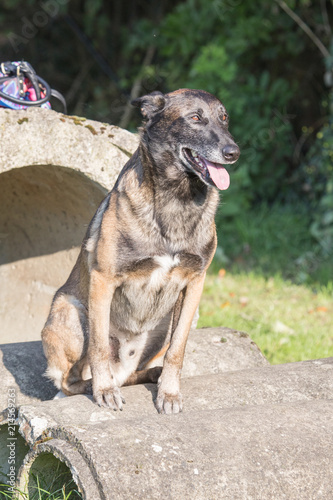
[[132, 89, 240, 190]]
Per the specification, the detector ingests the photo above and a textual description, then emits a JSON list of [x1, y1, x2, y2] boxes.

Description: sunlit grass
[[0, 484, 81, 500], [201, 202, 333, 364], [200, 270, 333, 364]]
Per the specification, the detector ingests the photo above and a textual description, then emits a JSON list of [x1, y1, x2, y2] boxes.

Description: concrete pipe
[[0, 108, 138, 344], [1, 355, 333, 499]]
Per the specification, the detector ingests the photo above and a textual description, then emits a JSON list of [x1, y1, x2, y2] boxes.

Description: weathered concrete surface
[[0, 107, 138, 183], [0, 108, 139, 344], [6, 357, 332, 422], [16, 399, 333, 500], [182, 327, 269, 376], [0, 356, 331, 499], [0, 341, 56, 408], [0, 327, 268, 410]]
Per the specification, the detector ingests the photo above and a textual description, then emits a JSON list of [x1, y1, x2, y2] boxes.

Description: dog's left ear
[[131, 91, 166, 119]]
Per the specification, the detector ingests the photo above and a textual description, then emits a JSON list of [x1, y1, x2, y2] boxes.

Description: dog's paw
[[94, 386, 125, 411], [155, 390, 183, 415]]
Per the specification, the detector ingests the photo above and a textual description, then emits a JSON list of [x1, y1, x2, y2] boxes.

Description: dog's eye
[[191, 115, 200, 122]]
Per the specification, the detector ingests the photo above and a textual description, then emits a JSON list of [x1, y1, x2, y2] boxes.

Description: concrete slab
[[6, 357, 332, 425]]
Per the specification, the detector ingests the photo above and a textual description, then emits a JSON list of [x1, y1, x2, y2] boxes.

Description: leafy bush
[[122, 0, 332, 218], [300, 101, 333, 255]]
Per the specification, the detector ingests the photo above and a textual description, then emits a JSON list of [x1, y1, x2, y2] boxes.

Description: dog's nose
[[222, 144, 240, 162]]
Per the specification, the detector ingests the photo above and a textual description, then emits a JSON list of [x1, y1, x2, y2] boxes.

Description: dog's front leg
[[156, 273, 206, 414], [88, 269, 124, 410]]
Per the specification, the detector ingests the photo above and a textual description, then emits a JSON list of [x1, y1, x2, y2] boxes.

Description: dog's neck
[[114, 144, 218, 253], [134, 141, 219, 248], [138, 141, 216, 208]]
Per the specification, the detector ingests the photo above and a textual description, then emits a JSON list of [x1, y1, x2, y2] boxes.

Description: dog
[[41, 88, 240, 414]]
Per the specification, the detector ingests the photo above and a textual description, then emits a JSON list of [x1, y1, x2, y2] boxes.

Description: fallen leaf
[[218, 269, 226, 278], [309, 306, 328, 314], [220, 301, 230, 309]]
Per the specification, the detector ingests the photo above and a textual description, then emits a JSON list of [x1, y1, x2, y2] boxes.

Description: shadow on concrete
[[0, 341, 57, 404], [0, 164, 106, 264]]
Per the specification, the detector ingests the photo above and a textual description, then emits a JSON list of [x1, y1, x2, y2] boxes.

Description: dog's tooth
[[191, 150, 198, 157]]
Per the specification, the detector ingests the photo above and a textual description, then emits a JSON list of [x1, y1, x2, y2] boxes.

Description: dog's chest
[[144, 253, 181, 285], [111, 252, 201, 333]]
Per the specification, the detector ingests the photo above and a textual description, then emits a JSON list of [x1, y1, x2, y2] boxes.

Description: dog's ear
[[131, 91, 166, 119]]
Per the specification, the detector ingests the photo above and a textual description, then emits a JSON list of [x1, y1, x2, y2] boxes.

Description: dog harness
[[0, 61, 66, 112]]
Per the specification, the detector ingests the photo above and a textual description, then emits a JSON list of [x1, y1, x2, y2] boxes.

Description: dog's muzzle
[[182, 148, 237, 190]]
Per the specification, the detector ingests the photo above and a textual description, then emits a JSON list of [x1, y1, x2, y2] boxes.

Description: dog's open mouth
[[183, 148, 230, 190]]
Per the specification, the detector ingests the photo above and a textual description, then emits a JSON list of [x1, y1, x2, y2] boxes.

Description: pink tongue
[[205, 160, 230, 190]]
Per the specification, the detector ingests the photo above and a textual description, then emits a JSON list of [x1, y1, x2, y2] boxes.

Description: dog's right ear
[[131, 91, 166, 119]]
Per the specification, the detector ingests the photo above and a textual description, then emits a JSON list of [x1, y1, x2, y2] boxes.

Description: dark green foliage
[[300, 99, 333, 256], [116, 0, 332, 228], [0, 0, 332, 259], [213, 201, 331, 285]]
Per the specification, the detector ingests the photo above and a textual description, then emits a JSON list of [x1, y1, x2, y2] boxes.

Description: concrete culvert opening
[[0, 165, 106, 344], [26, 452, 81, 499]]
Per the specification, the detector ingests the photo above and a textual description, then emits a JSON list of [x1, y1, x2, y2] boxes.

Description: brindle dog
[[41, 89, 240, 414]]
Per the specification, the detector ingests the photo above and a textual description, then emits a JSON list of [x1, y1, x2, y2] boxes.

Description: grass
[[0, 459, 82, 500], [199, 271, 333, 364], [199, 202, 333, 364], [0, 483, 81, 500], [0, 482, 81, 500]]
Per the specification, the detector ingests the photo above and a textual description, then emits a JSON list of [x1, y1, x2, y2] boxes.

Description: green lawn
[[199, 202, 333, 364], [199, 271, 333, 364]]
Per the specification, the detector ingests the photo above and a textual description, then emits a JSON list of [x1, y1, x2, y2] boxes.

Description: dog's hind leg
[[43, 325, 92, 396], [62, 357, 93, 395], [42, 294, 90, 396]]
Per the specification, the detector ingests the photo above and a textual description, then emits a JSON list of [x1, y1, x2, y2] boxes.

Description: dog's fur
[[41, 89, 240, 414]]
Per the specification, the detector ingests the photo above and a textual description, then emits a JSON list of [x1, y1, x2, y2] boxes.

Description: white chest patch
[[154, 254, 180, 270], [149, 254, 180, 287]]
